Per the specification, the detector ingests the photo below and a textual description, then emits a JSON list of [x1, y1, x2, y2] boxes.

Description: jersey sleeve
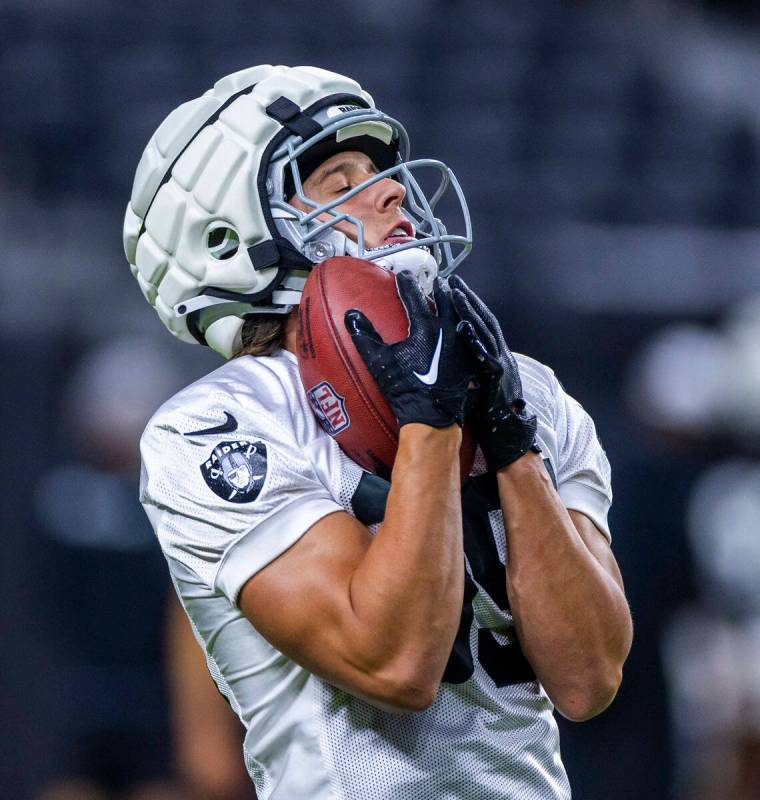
[[140, 397, 343, 605], [551, 375, 613, 541]]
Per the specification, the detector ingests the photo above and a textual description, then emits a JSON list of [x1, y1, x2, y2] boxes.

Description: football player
[[127, 65, 632, 799]]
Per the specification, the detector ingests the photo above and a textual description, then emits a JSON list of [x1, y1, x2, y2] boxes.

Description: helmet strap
[[248, 235, 314, 271], [265, 97, 323, 140]]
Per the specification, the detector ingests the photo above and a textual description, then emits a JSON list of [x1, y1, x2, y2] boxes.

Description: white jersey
[[140, 348, 612, 800]]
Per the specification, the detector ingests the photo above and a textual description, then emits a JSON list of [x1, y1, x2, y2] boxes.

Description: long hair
[[233, 314, 287, 358]]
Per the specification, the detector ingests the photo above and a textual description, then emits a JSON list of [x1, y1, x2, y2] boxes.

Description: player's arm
[[450, 276, 632, 721], [241, 423, 462, 713], [495, 458, 631, 721], [241, 275, 476, 713]]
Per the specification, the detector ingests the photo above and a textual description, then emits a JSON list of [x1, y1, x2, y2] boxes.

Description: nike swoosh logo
[[184, 412, 238, 436], [413, 329, 443, 385]]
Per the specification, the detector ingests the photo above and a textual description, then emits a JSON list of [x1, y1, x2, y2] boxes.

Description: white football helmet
[[123, 65, 472, 358]]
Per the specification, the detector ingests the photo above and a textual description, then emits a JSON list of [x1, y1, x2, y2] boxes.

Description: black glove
[[449, 275, 539, 470], [345, 273, 477, 428]]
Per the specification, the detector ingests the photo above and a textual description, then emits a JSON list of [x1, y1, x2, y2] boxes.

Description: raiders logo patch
[[200, 440, 268, 503]]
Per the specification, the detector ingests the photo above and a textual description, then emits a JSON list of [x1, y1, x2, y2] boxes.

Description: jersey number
[[442, 477, 535, 687], [351, 472, 535, 688]]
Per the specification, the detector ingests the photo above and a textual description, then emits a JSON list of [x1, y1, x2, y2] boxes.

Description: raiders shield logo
[[200, 440, 268, 503]]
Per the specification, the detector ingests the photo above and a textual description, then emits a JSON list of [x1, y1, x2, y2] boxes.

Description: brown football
[[296, 256, 475, 482]]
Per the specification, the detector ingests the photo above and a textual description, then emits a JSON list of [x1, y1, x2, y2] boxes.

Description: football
[[296, 256, 475, 481]]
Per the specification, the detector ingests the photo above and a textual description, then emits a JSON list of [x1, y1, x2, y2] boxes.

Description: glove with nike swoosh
[[345, 273, 477, 428], [449, 275, 539, 470]]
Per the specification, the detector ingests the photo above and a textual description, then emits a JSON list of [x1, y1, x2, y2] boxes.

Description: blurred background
[[3, 0, 760, 798]]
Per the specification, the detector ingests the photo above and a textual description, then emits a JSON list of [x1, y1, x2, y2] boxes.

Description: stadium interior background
[[3, 1, 760, 798]]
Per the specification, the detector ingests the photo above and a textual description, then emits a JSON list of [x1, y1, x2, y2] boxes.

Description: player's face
[[290, 151, 416, 249]]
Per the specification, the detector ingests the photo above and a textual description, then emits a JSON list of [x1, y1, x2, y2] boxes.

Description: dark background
[[3, 1, 760, 798]]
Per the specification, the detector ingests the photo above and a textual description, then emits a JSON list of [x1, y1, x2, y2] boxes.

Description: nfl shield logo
[[307, 381, 350, 436]]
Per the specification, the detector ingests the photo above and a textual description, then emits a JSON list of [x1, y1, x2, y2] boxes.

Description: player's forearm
[[497, 452, 632, 721], [348, 423, 464, 698]]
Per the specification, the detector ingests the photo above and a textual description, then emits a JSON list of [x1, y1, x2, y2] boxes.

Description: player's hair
[[234, 315, 286, 358]]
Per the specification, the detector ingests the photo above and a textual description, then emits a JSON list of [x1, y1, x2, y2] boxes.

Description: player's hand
[[449, 275, 539, 470], [345, 273, 477, 428]]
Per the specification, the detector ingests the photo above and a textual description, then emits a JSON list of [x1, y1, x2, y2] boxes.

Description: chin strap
[[353, 242, 439, 296]]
